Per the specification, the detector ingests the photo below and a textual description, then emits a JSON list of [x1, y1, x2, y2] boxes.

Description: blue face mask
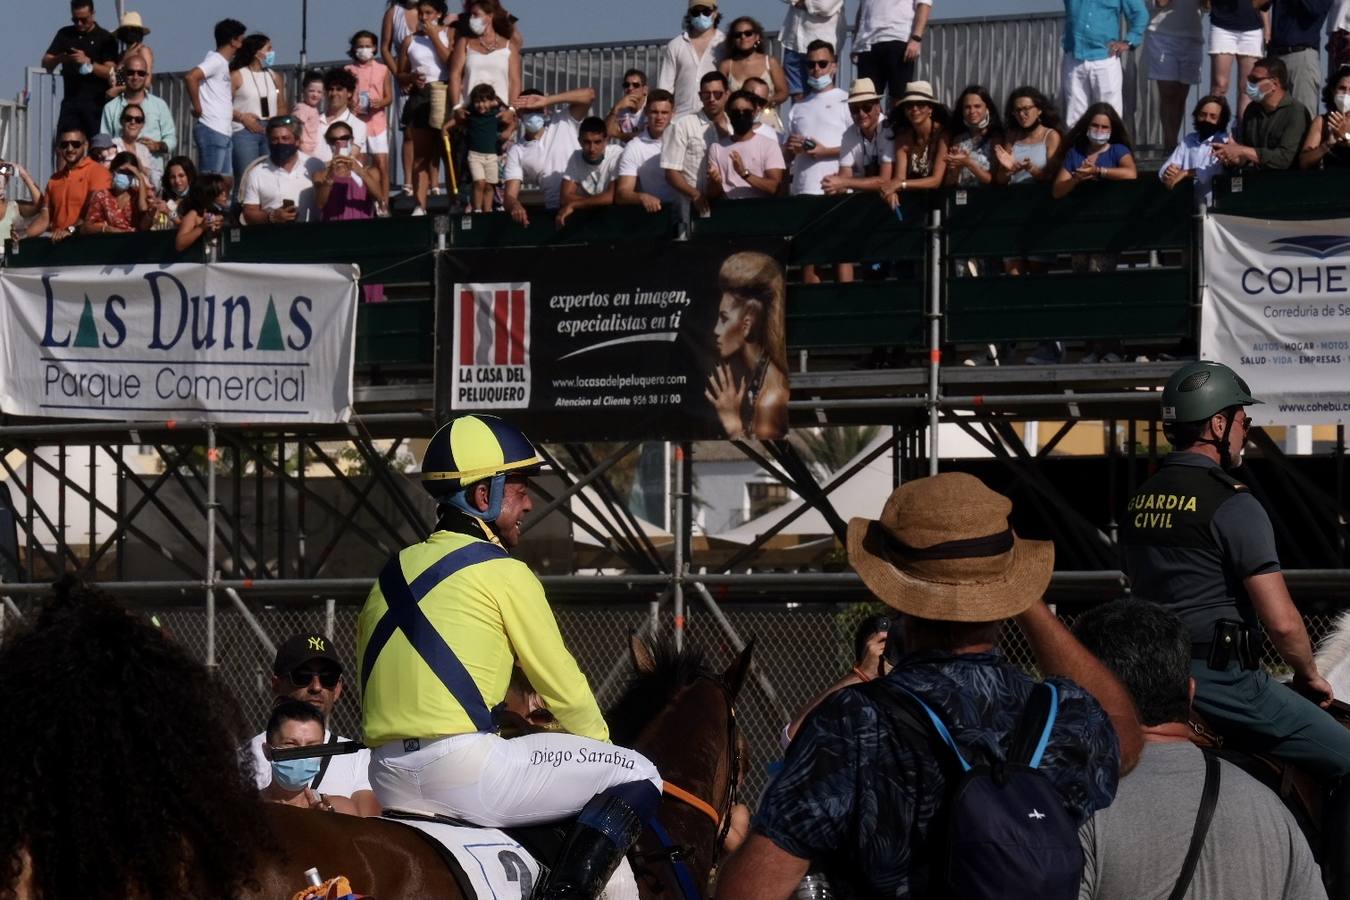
[[269, 141, 300, 165], [807, 73, 832, 91], [264, 50, 277, 68], [112, 172, 134, 192], [270, 755, 321, 790], [522, 113, 546, 134], [1245, 79, 1266, 102], [690, 13, 715, 32]]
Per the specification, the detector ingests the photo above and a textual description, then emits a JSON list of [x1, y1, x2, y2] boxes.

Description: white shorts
[[367, 130, 389, 155], [1146, 32, 1204, 84], [370, 731, 662, 828], [1209, 25, 1264, 58]]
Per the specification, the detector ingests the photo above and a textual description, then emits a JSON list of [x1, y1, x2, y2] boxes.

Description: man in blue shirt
[[1261, 0, 1333, 118], [1061, 0, 1149, 126]]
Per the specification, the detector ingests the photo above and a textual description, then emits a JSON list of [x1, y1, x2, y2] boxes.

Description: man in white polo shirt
[[503, 86, 597, 226], [617, 89, 679, 212], [239, 115, 324, 224], [243, 633, 378, 816], [822, 77, 895, 194], [661, 70, 730, 217]]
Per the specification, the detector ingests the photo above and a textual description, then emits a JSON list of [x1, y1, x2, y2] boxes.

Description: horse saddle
[[380, 810, 640, 900]]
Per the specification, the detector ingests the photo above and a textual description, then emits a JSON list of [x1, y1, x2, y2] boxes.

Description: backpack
[[868, 679, 1083, 900]]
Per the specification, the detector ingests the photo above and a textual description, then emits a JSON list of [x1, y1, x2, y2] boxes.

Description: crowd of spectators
[[8, 0, 1350, 274]]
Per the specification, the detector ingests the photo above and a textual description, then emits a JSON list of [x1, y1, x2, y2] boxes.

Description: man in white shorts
[[616, 89, 680, 212], [242, 633, 379, 816], [1061, 0, 1149, 124], [1146, 0, 1205, 144]]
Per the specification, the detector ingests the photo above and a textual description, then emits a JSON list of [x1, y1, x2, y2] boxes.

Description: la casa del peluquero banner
[[444, 240, 791, 441], [0, 263, 359, 424]]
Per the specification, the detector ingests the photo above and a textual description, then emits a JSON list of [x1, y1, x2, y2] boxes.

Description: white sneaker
[[430, 187, 445, 196], [411, 206, 426, 217], [962, 343, 1000, 366], [399, 184, 413, 196]]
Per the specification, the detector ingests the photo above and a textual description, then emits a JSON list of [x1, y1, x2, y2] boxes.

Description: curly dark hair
[[0, 579, 267, 900], [1064, 101, 1133, 154]]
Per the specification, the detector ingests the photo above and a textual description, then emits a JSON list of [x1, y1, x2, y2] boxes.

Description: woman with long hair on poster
[[705, 251, 790, 440]]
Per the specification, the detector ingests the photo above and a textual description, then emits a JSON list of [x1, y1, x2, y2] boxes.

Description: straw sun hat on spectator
[[688, 0, 718, 7], [118, 12, 151, 34], [847, 78, 883, 105], [896, 81, 939, 106], [847, 472, 1053, 623]]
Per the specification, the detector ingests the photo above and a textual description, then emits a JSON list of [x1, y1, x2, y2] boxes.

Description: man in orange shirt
[[26, 128, 112, 241]]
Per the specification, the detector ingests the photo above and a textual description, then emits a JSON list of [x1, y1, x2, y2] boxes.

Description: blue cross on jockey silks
[[360, 541, 510, 733]]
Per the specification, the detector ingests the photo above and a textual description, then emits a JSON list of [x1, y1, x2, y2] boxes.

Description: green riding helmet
[[1161, 361, 1262, 423]]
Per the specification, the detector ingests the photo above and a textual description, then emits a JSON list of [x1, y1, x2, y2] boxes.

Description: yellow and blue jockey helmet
[[420, 414, 544, 521]]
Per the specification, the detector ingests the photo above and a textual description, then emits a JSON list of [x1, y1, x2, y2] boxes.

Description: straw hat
[[118, 11, 151, 35], [688, 0, 718, 8], [847, 473, 1053, 623], [895, 81, 938, 106], [847, 78, 883, 105]]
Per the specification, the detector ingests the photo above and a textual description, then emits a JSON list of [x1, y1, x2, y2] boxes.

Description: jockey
[[357, 414, 663, 898], [1121, 361, 1350, 778]]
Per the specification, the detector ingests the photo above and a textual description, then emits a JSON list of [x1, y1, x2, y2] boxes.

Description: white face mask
[[1087, 127, 1111, 145], [1336, 93, 1350, 114], [967, 112, 990, 130], [468, 15, 488, 35], [354, 47, 375, 62]]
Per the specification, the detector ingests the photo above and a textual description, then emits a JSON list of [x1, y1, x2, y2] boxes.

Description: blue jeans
[[782, 48, 808, 96], [193, 122, 232, 177], [231, 129, 268, 183]]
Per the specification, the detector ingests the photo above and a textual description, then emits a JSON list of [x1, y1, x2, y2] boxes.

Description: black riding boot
[[537, 794, 644, 899]]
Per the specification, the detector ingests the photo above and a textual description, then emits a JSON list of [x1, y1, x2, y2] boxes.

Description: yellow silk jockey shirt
[[357, 529, 609, 747]]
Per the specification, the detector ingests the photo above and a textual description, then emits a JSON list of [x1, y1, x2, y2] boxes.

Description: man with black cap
[[1122, 360, 1350, 778], [242, 632, 379, 816], [717, 471, 1141, 900]]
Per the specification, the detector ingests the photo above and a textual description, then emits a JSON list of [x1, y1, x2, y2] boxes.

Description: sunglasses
[[1247, 74, 1271, 84], [731, 30, 756, 38], [58, 140, 84, 149], [850, 102, 879, 115], [807, 59, 832, 70], [689, 6, 714, 15], [71, 14, 92, 24], [125, 69, 148, 77], [623, 81, 644, 90], [289, 667, 341, 688], [699, 89, 725, 99], [122, 116, 145, 124]]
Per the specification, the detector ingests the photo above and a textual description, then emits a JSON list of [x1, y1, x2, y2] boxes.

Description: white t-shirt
[[661, 110, 722, 193], [239, 151, 325, 222], [788, 86, 852, 195], [562, 144, 623, 197], [855, 0, 934, 51], [313, 109, 370, 163], [245, 729, 373, 798], [838, 115, 897, 177], [618, 130, 679, 201], [502, 108, 583, 209], [195, 50, 234, 137]]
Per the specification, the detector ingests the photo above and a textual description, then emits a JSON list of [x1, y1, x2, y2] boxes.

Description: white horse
[[1315, 611, 1350, 703]]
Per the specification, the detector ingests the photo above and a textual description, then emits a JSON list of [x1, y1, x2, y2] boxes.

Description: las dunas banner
[[0, 263, 359, 423], [444, 240, 791, 441], [1202, 214, 1350, 424]]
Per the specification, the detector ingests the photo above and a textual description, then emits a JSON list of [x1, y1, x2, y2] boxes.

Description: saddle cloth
[[384, 816, 640, 900]]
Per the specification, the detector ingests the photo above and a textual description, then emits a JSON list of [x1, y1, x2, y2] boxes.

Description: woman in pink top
[[346, 30, 395, 206]]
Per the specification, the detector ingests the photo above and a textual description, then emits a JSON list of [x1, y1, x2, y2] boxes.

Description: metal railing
[[17, 12, 1169, 186]]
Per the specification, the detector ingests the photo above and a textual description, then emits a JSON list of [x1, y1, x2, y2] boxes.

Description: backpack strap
[[1008, 682, 1059, 768], [1166, 750, 1221, 900], [896, 686, 972, 773]]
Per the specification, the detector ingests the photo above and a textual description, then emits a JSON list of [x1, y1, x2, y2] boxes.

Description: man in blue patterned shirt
[[717, 472, 1143, 900]]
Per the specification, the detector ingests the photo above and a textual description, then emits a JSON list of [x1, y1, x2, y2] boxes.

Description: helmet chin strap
[[1202, 408, 1239, 469]]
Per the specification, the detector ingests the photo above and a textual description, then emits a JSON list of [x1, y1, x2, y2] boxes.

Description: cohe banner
[[444, 240, 791, 441], [1202, 214, 1350, 424], [0, 263, 359, 424]]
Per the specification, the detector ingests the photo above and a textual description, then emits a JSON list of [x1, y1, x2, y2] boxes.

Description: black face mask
[[728, 109, 756, 136], [1194, 120, 1221, 138]]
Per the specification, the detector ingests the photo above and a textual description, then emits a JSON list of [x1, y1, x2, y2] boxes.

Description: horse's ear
[[722, 640, 755, 700], [630, 632, 657, 674]]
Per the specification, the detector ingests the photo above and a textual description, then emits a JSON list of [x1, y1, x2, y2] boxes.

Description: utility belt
[[1191, 619, 1259, 671]]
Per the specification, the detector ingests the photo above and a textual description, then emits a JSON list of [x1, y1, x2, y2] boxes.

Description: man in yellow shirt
[[358, 414, 662, 899]]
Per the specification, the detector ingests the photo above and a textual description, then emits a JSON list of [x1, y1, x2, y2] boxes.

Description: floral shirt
[[754, 649, 1121, 899], [83, 189, 139, 232]]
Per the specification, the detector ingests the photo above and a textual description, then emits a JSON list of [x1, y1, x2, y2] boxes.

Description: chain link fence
[[4, 594, 1346, 807]]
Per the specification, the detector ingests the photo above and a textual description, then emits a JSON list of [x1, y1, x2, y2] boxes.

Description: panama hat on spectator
[[118, 11, 151, 35], [688, 0, 718, 7], [846, 472, 1053, 623], [896, 81, 939, 106], [847, 78, 883, 105]]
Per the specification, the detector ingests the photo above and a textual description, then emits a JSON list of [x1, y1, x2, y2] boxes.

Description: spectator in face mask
[[1298, 65, 1350, 167], [943, 84, 1002, 187], [706, 89, 786, 200], [787, 39, 851, 283], [82, 150, 150, 234], [230, 33, 288, 186], [238, 115, 324, 224], [1213, 56, 1311, 170], [347, 30, 395, 203], [259, 700, 359, 815], [1052, 102, 1137, 198], [502, 86, 597, 225], [556, 116, 622, 226], [658, 0, 728, 116], [1160, 95, 1231, 201]]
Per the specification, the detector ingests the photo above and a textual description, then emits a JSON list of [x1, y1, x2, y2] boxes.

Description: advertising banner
[[1202, 214, 1350, 424], [0, 262, 359, 423], [444, 240, 791, 441]]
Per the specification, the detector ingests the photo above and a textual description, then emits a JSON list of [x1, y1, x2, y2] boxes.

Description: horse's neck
[[1315, 611, 1350, 700]]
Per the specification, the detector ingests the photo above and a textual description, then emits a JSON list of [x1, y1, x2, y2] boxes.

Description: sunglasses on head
[[122, 115, 145, 124], [290, 667, 341, 688], [59, 140, 84, 149], [807, 59, 831, 70]]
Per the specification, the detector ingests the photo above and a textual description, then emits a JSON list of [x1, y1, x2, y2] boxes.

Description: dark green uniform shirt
[[1240, 94, 1311, 171], [1121, 452, 1281, 642]]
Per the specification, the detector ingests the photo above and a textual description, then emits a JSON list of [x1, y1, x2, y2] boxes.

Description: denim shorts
[[783, 48, 808, 95]]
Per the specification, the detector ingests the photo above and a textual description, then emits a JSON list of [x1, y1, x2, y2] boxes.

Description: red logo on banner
[[452, 282, 531, 410]]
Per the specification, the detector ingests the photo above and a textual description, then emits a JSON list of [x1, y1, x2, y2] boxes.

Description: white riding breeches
[[370, 731, 663, 827]]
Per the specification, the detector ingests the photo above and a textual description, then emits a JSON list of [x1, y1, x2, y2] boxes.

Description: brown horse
[[245, 638, 752, 899]]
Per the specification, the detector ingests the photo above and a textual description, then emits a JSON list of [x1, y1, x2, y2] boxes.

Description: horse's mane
[[1315, 611, 1350, 699], [606, 640, 711, 746]]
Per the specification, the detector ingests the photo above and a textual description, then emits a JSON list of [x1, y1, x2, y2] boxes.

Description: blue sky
[[1, 0, 1059, 98]]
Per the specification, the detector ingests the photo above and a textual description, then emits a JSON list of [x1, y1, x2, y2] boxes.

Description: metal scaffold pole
[[671, 442, 685, 651], [927, 207, 942, 475], [205, 424, 218, 670]]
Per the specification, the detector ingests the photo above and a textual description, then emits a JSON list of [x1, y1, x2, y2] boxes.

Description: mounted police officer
[[1121, 361, 1350, 778], [357, 414, 663, 898]]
